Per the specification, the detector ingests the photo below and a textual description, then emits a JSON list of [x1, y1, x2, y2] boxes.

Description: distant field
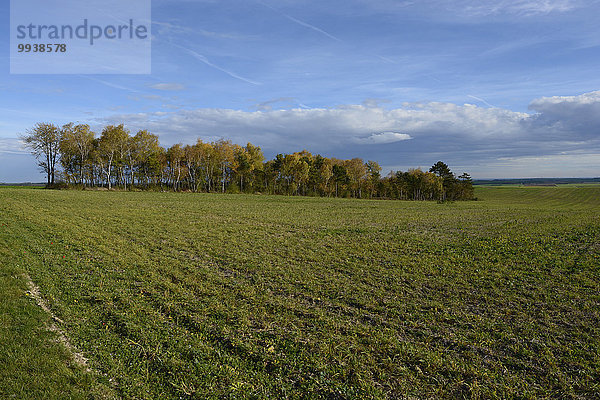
[[1, 187, 599, 399], [557, 183, 600, 188], [476, 183, 600, 188], [473, 178, 600, 186]]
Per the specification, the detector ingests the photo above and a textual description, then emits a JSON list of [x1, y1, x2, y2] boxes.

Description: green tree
[[365, 160, 382, 198], [130, 130, 161, 188], [429, 161, 457, 200], [98, 124, 130, 190], [213, 139, 235, 193], [183, 144, 200, 192], [233, 146, 251, 192], [166, 144, 185, 191], [319, 158, 334, 196], [280, 154, 300, 195], [429, 161, 452, 178], [345, 158, 367, 198], [59, 123, 95, 186], [244, 143, 265, 192], [456, 173, 475, 200], [332, 163, 349, 197], [21, 122, 61, 186], [195, 140, 218, 192]]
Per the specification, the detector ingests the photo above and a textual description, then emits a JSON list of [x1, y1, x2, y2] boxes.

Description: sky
[[1, 0, 600, 181]]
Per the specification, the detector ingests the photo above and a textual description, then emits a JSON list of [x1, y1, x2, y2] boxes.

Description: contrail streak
[[258, 1, 342, 42], [171, 43, 261, 85], [468, 95, 496, 108], [81, 76, 141, 93]]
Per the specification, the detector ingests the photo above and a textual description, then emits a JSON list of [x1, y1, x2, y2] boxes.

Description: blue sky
[[1, 0, 600, 181]]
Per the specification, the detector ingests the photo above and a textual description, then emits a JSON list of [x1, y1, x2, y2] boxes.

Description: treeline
[[21, 122, 474, 200]]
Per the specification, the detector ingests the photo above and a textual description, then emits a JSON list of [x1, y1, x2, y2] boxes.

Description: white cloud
[[355, 132, 412, 144], [527, 90, 600, 140], [0, 138, 27, 154], [529, 90, 600, 107], [98, 101, 529, 152]]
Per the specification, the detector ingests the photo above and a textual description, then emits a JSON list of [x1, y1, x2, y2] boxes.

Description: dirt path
[[22, 273, 91, 371]]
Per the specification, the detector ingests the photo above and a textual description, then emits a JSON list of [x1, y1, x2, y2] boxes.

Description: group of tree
[[20, 122, 474, 201]]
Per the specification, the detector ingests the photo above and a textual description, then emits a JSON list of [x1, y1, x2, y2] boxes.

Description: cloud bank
[[87, 90, 597, 177], [99, 100, 529, 151]]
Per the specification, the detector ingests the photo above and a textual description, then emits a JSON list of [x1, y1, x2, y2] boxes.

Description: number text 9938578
[[18, 44, 67, 53]]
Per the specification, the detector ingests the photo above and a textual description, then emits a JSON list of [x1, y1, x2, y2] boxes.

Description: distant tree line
[[20, 122, 474, 200]]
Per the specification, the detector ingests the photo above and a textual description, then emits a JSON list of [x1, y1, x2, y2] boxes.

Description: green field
[[1, 187, 599, 399]]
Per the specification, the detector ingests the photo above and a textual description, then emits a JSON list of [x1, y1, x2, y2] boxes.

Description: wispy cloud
[[479, 37, 548, 58], [258, 1, 343, 42], [460, 0, 577, 16], [0, 138, 27, 154], [348, 0, 579, 18], [153, 21, 255, 41], [253, 97, 308, 111], [467, 95, 497, 108], [80, 76, 141, 93], [149, 83, 186, 91]]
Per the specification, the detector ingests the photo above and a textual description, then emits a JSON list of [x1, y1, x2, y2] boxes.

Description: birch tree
[[59, 123, 95, 186], [98, 124, 129, 189]]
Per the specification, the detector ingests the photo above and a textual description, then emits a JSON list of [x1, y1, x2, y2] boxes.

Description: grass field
[[1, 186, 599, 399]]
